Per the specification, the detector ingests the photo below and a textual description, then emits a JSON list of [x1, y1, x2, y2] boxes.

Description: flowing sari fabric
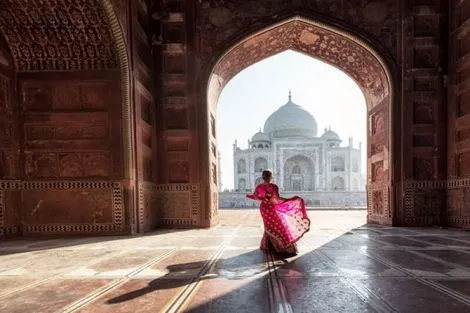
[[247, 183, 311, 254]]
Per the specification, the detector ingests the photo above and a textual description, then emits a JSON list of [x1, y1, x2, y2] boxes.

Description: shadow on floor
[[0, 228, 199, 256], [103, 225, 470, 313]]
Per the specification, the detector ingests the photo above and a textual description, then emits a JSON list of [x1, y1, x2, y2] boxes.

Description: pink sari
[[247, 183, 310, 254]]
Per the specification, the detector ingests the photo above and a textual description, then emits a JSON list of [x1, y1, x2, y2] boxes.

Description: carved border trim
[[404, 180, 447, 189], [138, 181, 145, 233], [101, 0, 133, 180], [447, 178, 470, 188], [0, 180, 124, 234]]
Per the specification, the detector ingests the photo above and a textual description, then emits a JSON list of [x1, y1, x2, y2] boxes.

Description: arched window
[[331, 156, 345, 172], [292, 165, 301, 174], [238, 178, 246, 190], [237, 159, 246, 173], [254, 157, 268, 172], [257, 144, 263, 149], [331, 176, 345, 190]]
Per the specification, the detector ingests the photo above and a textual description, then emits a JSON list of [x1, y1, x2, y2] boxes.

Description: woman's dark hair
[[262, 169, 273, 181]]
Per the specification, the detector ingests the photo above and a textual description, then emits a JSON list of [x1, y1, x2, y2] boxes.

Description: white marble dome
[[251, 130, 270, 142], [263, 96, 317, 138], [321, 128, 341, 141]]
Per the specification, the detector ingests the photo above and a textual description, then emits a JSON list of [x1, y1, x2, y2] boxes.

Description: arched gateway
[[206, 16, 395, 226], [0, 2, 467, 236]]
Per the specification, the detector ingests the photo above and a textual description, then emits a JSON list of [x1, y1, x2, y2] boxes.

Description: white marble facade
[[222, 92, 366, 207]]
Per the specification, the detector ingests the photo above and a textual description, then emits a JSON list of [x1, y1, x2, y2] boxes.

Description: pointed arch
[[205, 15, 396, 226]]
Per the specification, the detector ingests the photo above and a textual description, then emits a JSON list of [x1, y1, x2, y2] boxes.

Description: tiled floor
[[1, 210, 470, 312]]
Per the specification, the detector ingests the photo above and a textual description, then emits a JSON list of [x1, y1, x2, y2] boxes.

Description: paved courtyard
[[0, 210, 470, 313]]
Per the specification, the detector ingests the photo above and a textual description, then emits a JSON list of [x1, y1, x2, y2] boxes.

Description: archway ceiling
[[210, 19, 390, 109], [0, 0, 118, 72]]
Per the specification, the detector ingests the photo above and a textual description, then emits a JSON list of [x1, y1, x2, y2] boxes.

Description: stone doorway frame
[[203, 15, 397, 226]]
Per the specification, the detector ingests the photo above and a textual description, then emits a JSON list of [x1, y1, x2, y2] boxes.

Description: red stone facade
[[0, 0, 469, 237]]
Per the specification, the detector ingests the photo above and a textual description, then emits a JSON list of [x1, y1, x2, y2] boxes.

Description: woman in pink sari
[[247, 170, 311, 255]]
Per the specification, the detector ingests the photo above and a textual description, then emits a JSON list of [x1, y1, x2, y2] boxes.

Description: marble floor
[[1, 210, 470, 313]]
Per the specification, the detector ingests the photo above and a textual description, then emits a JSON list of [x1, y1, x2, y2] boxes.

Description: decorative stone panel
[[156, 184, 201, 227], [404, 180, 446, 226], [0, 180, 124, 235], [367, 182, 390, 225], [198, 0, 398, 59]]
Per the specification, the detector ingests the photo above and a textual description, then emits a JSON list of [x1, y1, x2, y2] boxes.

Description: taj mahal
[[219, 92, 367, 208]]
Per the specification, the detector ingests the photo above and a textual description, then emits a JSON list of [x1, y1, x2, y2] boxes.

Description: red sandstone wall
[[447, 0, 470, 228], [397, 1, 448, 226], [17, 73, 125, 235], [0, 1, 129, 236], [131, 0, 159, 233], [0, 40, 19, 236]]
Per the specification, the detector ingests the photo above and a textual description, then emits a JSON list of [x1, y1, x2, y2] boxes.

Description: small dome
[[321, 128, 341, 141], [251, 130, 270, 142], [263, 91, 317, 138]]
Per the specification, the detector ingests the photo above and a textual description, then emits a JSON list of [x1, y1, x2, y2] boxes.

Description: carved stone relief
[[198, 0, 398, 59], [371, 112, 385, 135], [372, 162, 384, 182], [0, 0, 118, 71], [372, 190, 383, 215], [209, 19, 390, 107]]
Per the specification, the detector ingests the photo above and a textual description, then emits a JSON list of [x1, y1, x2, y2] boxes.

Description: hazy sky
[[216, 50, 367, 190]]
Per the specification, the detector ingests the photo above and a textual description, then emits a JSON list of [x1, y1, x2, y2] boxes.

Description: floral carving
[[372, 190, 383, 215], [209, 19, 390, 110], [0, 0, 117, 71], [197, 0, 398, 58]]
